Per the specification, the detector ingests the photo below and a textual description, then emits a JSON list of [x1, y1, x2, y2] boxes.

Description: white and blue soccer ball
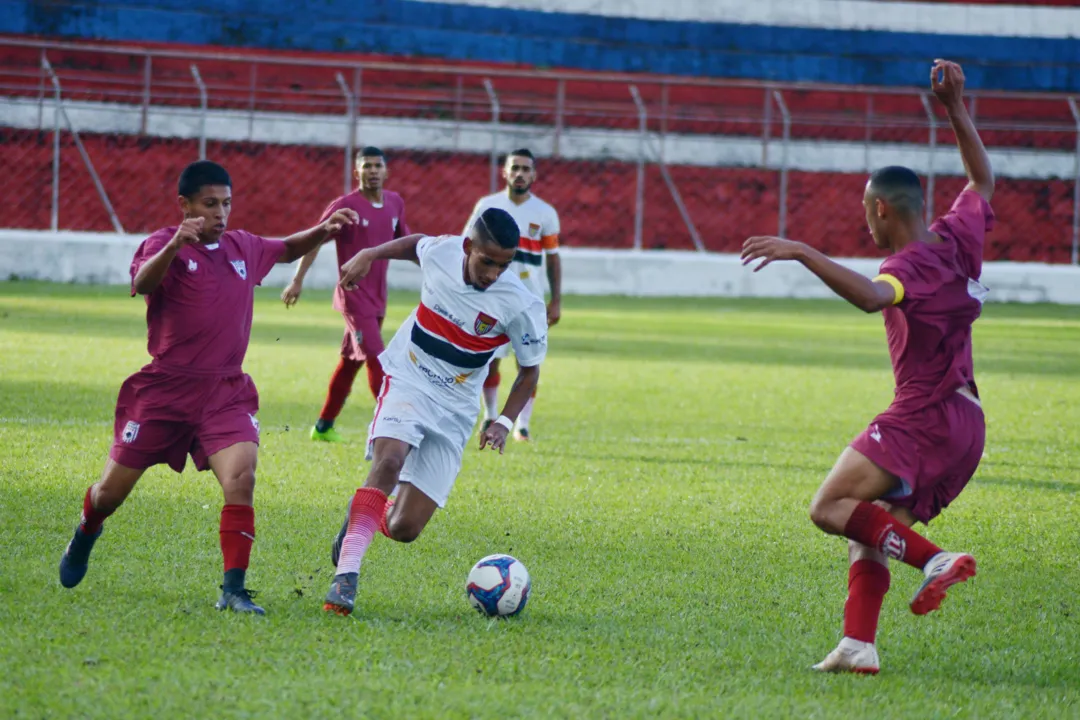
[[466, 554, 531, 617]]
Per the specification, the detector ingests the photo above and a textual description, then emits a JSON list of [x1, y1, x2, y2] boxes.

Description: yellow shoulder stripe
[[873, 274, 905, 305]]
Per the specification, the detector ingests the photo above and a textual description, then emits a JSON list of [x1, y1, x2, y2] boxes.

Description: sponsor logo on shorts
[[187, 259, 198, 272], [881, 530, 906, 560], [249, 414, 260, 438], [870, 424, 882, 443], [121, 420, 140, 444], [354, 330, 364, 345], [474, 312, 497, 336], [380, 415, 403, 423], [230, 259, 247, 279]]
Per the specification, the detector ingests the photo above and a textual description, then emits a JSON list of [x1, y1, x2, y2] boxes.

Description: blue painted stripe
[[3, 0, 1080, 91]]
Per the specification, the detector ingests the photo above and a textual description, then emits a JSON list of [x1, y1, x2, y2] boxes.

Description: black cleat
[[323, 572, 358, 616], [59, 526, 102, 589], [330, 497, 353, 567], [216, 586, 266, 615]]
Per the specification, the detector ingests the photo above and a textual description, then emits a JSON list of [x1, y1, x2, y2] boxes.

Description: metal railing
[[2, 38, 1079, 262]]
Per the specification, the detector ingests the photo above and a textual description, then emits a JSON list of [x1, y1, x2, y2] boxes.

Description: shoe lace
[[220, 586, 260, 603]]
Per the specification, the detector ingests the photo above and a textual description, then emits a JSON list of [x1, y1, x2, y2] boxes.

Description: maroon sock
[[220, 504, 255, 573], [843, 559, 891, 643], [366, 356, 385, 401], [80, 486, 113, 535], [844, 501, 942, 570], [319, 357, 363, 422]]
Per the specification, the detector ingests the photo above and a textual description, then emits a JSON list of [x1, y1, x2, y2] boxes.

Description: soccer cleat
[[513, 427, 531, 442], [323, 572, 358, 616], [911, 552, 977, 616], [310, 426, 345, 443], [215, 587, 266, 615], [480, 419, 494, 434], [59, 526, 102, 589], [330, 497, 353, 567], [812, 638, 880, 675]]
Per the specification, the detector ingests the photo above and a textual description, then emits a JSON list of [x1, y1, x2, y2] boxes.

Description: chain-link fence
[[2, 39, 1078, 264]]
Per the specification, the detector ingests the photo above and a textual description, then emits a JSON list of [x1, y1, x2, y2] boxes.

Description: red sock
[[484, 369, 501, 389], [366, 356, 385, 400], [378, 498, 395, 538], [336, 488, 389, 574], [843, 559, 891, 643], [80, 486, 113, 535], [320, 357, 363, 422], [220, 504, 255, 573], [844, 501, 942, 570]]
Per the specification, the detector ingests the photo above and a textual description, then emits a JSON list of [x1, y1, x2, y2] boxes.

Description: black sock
[[223, 568, 246, 592], [315, 418, 334, 433]]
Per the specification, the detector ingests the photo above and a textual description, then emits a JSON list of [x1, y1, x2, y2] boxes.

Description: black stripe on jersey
[[411, 324, 494, 369], [513, 249, 543, 266]]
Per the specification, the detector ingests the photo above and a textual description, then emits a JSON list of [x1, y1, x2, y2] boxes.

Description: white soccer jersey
[[379, 235, 549, 409], [464, 193, 560, 299]]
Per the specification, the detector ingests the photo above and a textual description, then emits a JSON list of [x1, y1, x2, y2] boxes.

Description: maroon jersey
[[323, 190, 409, 319], [876, 190, 995, 412], [130, 228, 286, 375]]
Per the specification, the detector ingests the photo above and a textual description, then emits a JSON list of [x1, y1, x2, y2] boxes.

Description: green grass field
[[1, 281, 1078, 718]]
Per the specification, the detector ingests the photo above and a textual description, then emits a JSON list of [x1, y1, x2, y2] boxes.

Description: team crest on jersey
[[474, 312, 497, 336], [187, 259, 198, 272], [528, 223, 541, 238], [230, 259, 247, 279]]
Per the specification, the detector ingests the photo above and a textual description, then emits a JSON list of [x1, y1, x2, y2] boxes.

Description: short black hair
[[475, 208, 520, 250], [867, 166, 924, 216], [178, 160, 231, 198], [505, 148, 535, 164], [356, 146, 386, 162]]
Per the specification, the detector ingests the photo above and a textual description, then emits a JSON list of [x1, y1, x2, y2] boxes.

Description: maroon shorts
[[341, 313, 385, 363], [109, 366, 260, 473], [851, 392, 985, 524]]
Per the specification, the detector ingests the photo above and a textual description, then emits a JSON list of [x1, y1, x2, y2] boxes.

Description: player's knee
[[386, 514, 422, 543], [808, 496, 835, 533], [224, 467, 256, 505], [371, 455, 405, 484]]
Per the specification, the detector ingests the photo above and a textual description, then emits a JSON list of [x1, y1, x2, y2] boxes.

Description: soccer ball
[[466, 554, 531, 617]]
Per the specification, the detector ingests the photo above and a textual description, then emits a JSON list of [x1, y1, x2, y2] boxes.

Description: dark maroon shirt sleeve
[[129, 230, 175, 297], [880, 250, 949, 304], [243, 231, 288, 285], [929, 190, 995, 279]]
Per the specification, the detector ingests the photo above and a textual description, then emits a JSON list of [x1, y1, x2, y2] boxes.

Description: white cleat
[[812, 637, 880, 675], [911, 551, 977, 616]]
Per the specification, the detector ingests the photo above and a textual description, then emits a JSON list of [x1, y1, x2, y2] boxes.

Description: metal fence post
[[47, 54, 59, 231], [554, 79, 565, 159], [772, 90, 791, 238], [336, 72, 356, 197], [1068, 98, 1080, 265], [630, 84, 646, 251], [483, 78, 500, 194], [761, 89, 772, 167], [140, 55, 151, 135], [190, 64, 207, 160], [247, 63, 258, 140], [920, 92, 938, 224]]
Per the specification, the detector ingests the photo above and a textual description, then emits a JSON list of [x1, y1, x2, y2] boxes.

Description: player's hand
[[546, 299, 561, 327], [281, 279, 303, 308], [479, 423, 510, 454], [740, 236, 807, 272], [931, 59, 965, 108], [339, 248, 374, 291], [323, 208, 359, 237], [168, 217, 203, 250]]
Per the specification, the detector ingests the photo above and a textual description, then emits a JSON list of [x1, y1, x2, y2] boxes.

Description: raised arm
[[339, 233, 426, 291], [932, 59, 994, 201], [277, 208, 359, 264], [133, 219, 202, 295], [741, 237, 896, 313]]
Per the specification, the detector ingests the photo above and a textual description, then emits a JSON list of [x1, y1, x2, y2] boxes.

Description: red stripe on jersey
[[519, 237, 544, 252], [416, 304, 509, 352]]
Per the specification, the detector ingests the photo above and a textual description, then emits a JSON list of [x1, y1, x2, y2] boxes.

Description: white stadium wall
[[4, 229, 1079, 305]]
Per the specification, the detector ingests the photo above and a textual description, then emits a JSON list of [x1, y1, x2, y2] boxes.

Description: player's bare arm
[[277, 208, 360, 264], [932, 59, 994, 201], [132, 218, 203, 295], [339, 233, 425, 290], [545, 253, 562, 326], [281, 246, 322, 307], [741, 237, 896, 313], [479, 364, 540, 454]]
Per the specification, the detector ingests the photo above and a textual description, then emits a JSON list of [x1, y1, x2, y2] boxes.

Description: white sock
[[483, 387, 499, 420], [517, 397, 535, 430]]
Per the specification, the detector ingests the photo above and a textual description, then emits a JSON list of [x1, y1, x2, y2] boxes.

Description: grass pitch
[[0, 281, 1077, 718]]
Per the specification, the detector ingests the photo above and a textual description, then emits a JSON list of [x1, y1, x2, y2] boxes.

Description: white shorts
[[365, 376, 476, 508]]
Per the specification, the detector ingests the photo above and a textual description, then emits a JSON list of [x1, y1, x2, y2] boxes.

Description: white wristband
[[494, 415, 514, 432]]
